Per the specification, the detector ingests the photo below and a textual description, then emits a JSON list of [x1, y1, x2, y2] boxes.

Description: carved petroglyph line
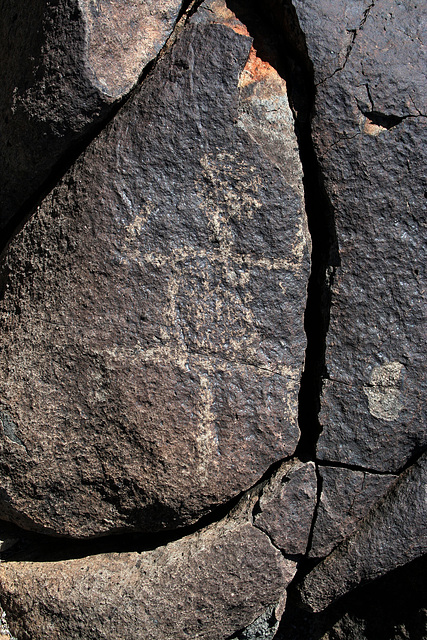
[[196, 375, 219, 480]]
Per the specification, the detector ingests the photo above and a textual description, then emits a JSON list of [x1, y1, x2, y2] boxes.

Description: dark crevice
[[316, 1, 376, 85], [0, 456, 290, 563], [227, 0, 339, 465], [221, 8, 339, 638], [304, 462, 322, 557], [319, 444, 427, 477], [316, 459, 399, 476], [362, 110, 404, 129], [0, 0, 201, 260], [360, 109, 427, 129]]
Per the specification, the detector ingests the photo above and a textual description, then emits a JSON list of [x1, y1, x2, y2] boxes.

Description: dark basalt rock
[[254, 459, 317, 555], [0, 473, 297, 640], [0, 0, 183, 231], [309, 466, 396, 558], [298, 452, 427, 613], [289, 0, 427, 471], [0, 0, 309, 537]]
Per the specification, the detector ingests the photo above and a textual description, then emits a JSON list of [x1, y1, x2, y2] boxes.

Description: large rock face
[[294, 0, 427, 473], [0, 0, 309, 538], [0, 0, 184, 231], [0, 0, 425, 637]]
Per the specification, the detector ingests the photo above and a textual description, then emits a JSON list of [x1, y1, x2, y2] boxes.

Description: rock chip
[[0, 0, 183, 230], [298, 452, 427, 612], [0, 0, 309, 537], [0, 479, 296, 640], [309, 466, 396, 558], [254, 459, 317, 555]]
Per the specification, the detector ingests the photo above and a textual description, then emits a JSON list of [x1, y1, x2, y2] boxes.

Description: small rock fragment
[[229, 605, 280, 640], [254, 459, 317, 555], [309, 466, 396, 558]]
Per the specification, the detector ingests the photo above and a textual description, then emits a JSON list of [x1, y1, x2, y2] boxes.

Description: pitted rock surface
[[309, 466, 396, 558], [0, 478, 295, 640], [0, 0, 309, 537], [288, 0, 427, 471], [0, 0, 183, 230]]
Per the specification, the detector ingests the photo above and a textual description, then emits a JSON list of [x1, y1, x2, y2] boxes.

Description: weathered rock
[[277, 552, 427, 640], [0, 608, 15, 640], [0, 480, 296, 640], [0, 0, 184, 230], [0, 0, 309, 537], [309, 466, 396, 558], [286, 0, 427, 472], [298, 452, 427, 613], [254, 459, 317, 555], [229, 605, 280, 640]]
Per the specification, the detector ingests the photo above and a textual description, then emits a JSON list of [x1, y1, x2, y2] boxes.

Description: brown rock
[[254, 459, 317, 555], [309, 466, 396, 558], [0, 0, 309, 537], [298, 452, 427, 613], [0, 0, 183, 230], [291, 0, 427, 472], [0, 483, 296, 640]]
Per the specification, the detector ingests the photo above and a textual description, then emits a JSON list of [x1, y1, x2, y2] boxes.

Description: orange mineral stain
[[239, 46, 277, 89]]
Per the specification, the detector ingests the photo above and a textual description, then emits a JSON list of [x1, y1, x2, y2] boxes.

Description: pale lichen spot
[[364, 361, 404, 421]]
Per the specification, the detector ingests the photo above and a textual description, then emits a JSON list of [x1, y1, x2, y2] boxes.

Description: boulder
[[293, 0, 427, 471], [0, 0, 309, 537], [0, 0, 184, 230]]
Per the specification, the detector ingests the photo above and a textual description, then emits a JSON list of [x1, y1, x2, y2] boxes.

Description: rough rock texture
[[298, 452, 427, 613], [0, 609, 15, 640], [0, 0, 309, 538], [288, 0, 427, 472], [229, 606, 280, 640], [254, 459, 317, 555], [0, 477, 296, 640], [278, 553, 427, 640], [309, 466, 396, 558], [0, 0, 183, 230], [0, 0, 425, 637]]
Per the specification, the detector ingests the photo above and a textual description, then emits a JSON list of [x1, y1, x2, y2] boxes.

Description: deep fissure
[[225, 0, 340, 625]]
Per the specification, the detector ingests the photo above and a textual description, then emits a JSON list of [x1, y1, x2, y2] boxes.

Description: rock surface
[[229, 605, 280, 640], [0, 475, 296, 640], [254, 459, 317, 555], [309, 466, 396, 558], [298, 452, 427, 613], [0, 0, 183, 230], [0, 0, 309, 537], [291, 0, 427, 472]]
